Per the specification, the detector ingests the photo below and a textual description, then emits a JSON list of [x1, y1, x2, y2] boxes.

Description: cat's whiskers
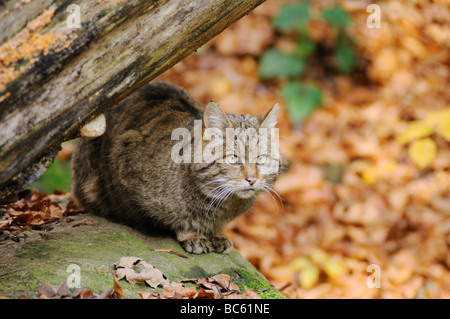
[[206, 185, 233, 215], [205, 185, 228, 207], [211, 187, 235, 216], [260, 182, 284, 212], [204, 183, 228, 198], [209, 183, 254, 215], [196, 178, 228, 191], [262, 183, 283, 203], [199, 179, 229, 211]]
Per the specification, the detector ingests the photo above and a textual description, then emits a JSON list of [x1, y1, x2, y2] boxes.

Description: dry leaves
[[114, 256, 181, 289], [3, 0, 449, 300], [157, 0, 450, 299], [140, 273, 260, 300], [36, 281, 117, 299], [0, 190, 82, 240], [114, 257, 261, 299]]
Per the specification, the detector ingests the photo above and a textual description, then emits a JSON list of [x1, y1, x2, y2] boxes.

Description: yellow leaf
[[408, 138, 437, 169], [424, 108, 450, 128], [323, 258, 345, 280], [379, 160, 398, 172], [435, 121, 450, 142], [288, 257, 311, 271], [424, 108, 450, 141], [298, 264, 320, 289], [310, 249, 330, 265], [396, 120, 433, 145], [361, 165, 378, 185], [361, 160, 398, 185]]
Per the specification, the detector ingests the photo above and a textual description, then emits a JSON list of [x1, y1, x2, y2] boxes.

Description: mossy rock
[[0, 214, 284, 299]]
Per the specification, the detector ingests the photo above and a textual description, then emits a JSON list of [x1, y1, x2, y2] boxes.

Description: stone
[[0, 214, 284, 299]]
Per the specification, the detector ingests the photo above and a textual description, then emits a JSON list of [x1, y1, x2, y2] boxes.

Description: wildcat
[[71, 82, 286, 254]]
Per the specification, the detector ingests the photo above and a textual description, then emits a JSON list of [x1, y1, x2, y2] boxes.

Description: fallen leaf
[[289, 257, 312, 271], [435, 121, 450, 142], [37, 281, 56, 298], [310, 249, 330, 265], [178, 274, 263, 299], [113, 276, 123, 299], [142, 261, 178, 288], [114, 256, 180, 288], [163, 285, 199, 299], [137, 291, 159, 299], [223, 289, 262, 299], [80, 289, 95, 299], [72, 287, 86, 298], [114, 256, 143, 270], [0, 219, 13, 230], [209, 274, 241, 292], [396, 120, 433, 145], [323, 258, 346, 280], [98, 288, 114, 299], [298, 264, 320, 289], [57, 281, 69, 297], [194, 287, 218, 299], [408, 138, 437, 169], [64, 200, 83, 216]]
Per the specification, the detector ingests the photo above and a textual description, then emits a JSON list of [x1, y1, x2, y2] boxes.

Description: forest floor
[[1, 0, 449, 298], [156, 0, 450, 298]]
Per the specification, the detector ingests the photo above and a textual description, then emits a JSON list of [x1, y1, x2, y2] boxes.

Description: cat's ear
[[204, 102, 232, 131], [259, 103, 279, 128]]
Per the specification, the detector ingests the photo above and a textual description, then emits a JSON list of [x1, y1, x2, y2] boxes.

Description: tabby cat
[[71, 82, 286, 254]]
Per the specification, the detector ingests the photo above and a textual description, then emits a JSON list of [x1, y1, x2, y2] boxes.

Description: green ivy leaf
[[273, 2, 310, 31], [296, 36, 316, 59], [335, 33, 356, 73], [259, 49, 305, 79], [335, 43, 356, 73], [322, 4, 351, 29], [281, 82, 322, 124]]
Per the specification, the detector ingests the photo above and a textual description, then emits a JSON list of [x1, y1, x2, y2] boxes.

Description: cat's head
[[201, 102, 287, 200]]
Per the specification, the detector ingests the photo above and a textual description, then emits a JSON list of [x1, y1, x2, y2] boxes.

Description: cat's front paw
[[210, 236, 233, 254], [180, 236, 213, 254]]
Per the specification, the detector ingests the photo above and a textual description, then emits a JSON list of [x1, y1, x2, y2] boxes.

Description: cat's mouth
[[236, 187, 257, 198]]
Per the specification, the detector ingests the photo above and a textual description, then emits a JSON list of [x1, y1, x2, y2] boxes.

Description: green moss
[[233, 268, 285, 299]]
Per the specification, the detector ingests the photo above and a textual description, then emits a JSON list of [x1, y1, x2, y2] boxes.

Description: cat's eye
[[226, 154, 240, 165], [256, 155, 268, 165]]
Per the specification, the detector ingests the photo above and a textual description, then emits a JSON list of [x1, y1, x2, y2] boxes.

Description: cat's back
[[71, 82, 203, 216], [108, 82, 204, 133]]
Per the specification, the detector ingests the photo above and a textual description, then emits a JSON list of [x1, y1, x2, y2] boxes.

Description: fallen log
[[0, 0, 266, 199]]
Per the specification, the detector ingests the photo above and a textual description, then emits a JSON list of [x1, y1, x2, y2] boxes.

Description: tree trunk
[[0, 0, 265, 199]]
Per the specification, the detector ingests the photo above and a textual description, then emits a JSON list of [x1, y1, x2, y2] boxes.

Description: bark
[[0, 0, 265, 199]]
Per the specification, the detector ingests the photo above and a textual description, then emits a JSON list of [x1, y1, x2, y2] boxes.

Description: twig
[[94, 267, 116, 273], [152, 249, 188, 258], [71, 218, 89, 227], [278, 282, 292, 292]]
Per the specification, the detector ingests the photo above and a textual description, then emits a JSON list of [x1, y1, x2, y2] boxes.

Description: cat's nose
[[246, 176, 257, 186]]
